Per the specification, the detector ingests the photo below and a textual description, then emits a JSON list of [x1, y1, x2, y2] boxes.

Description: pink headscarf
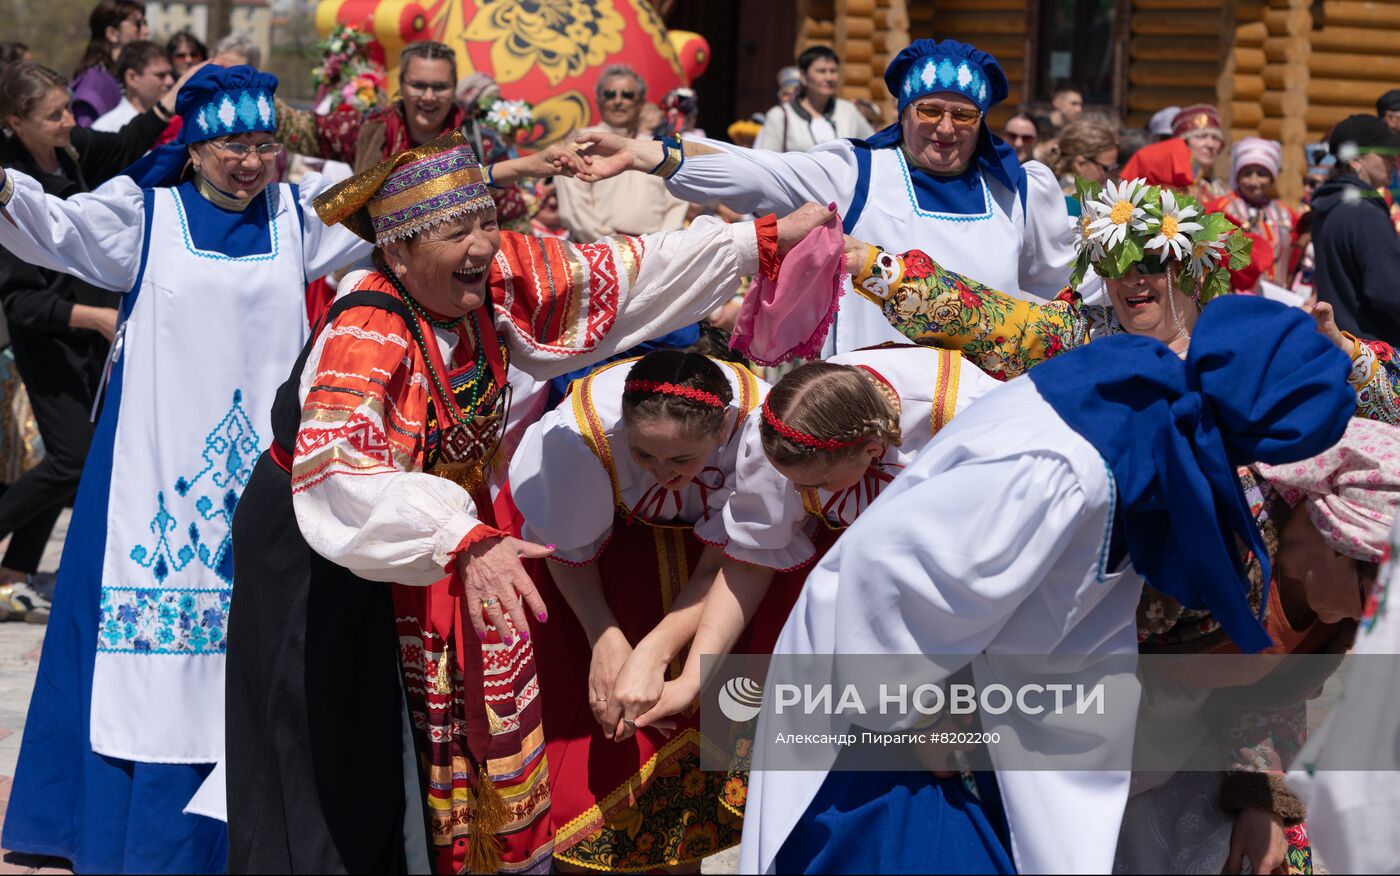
[[1255, 418, 1400, 562], [1231, 136, 1283, 188]]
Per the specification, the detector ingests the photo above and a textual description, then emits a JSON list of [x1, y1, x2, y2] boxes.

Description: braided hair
[[620, 350, 733, 439], [760, 362, 902, 466]]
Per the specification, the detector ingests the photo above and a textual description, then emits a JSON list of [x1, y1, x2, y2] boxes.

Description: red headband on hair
[[623, 379, 725, 409], [761, 396, 864, 450]]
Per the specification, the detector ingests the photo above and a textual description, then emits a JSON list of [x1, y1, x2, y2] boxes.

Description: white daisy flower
[[1143, 190, 1203, 262], [486, 100, 533, 131], [1076, 210, 1106, 260], [1085, 179, 1150, 250], [486, 105, 511, 130], [1187, 236, 1227, 276], [505, 100, 532, 126]]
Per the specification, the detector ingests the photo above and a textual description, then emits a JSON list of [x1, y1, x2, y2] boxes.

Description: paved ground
[[0, 511, 71, 874], [0, 511, 738, 875]]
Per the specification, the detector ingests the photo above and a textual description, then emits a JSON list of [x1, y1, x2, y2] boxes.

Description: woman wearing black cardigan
[[0, 61, 191, 620]]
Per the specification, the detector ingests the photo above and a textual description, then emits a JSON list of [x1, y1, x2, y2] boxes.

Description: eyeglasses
[[1004, 132, 1037, 144], [213, 140, 282, 158], [403, 80, 453, 97], [912, 103, 983, 127], [1083, 156, 1120, 176], [602, 89, 638, 102]]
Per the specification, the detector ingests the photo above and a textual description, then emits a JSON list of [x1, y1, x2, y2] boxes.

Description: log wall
[[795, 0, 910, 126], [793, 0, 1400, 203], [1124, 0, 1227, 129]]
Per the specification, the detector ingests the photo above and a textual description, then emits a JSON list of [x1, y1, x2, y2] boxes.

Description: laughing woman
[[843, 178, 1400, 422], [508, 350, 766, 872], [610, 345, 998, 733], [603, 345, 1003, 873]]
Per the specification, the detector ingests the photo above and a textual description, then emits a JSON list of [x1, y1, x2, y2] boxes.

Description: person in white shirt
[[755, 46, 874, 153], [92, 40, 172, 133], [553, 64, 689, 240]]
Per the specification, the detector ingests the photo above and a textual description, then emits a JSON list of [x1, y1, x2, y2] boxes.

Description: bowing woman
[[223, 133, 835, 873], [742, 296, 1354, 874], [571, 38, 1078, 355], [0, 65, 374, 873], [610, 345, 998, 733], [508, 349, 766, 872]]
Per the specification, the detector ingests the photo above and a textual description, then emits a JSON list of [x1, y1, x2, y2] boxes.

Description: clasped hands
[[588, 629, 699, 743]]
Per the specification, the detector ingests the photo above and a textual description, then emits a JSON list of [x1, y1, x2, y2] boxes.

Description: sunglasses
[[602, 89, 638, 101], [1004, 132, 1037, 143], [912, 103, 983, 127], [1135, 254, 1170, 275], [173, 51, 201, 60], [1084, 156, 1120, 176]]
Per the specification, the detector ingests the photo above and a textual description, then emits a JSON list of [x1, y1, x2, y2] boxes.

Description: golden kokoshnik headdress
[[312, 131, 495, 245]]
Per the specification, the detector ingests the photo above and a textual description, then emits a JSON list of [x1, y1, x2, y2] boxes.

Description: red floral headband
[[761, 396, 863, 450], [623, 379, 725, 409]]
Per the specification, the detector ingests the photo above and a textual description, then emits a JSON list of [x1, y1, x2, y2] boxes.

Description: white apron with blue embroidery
[[0, 167, 368, 767], [87, 183, 311, 762], [665, 139, 1080, 355]]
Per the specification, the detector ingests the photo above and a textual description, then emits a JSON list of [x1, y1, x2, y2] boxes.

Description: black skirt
[[225, 451, 410, 873]]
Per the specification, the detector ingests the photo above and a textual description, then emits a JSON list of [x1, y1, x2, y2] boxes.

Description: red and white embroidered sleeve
[[288, 300, 488, 585], [486, 217, 763, 381], [291, 306, 428, 494]]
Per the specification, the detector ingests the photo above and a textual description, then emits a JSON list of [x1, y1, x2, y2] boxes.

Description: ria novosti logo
[[717, 676, 764, 722]]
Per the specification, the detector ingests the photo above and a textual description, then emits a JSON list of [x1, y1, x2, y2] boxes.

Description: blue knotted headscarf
[[864, 40, 1026, 216], [1028, 295, 1354, 653], [123, 65, 279, 189]]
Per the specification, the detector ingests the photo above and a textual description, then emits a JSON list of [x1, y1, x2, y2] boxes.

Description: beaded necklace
[[379, 264, 492, 426]]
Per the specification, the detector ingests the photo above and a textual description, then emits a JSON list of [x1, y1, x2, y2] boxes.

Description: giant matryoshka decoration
[[314, 0, 710, 145]]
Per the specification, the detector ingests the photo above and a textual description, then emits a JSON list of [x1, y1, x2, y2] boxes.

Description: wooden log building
[[674, 0, 1400, 203]]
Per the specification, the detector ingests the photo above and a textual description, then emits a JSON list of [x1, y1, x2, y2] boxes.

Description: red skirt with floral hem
[[717, 527, 840, 818], [531, 520, 743, 871]]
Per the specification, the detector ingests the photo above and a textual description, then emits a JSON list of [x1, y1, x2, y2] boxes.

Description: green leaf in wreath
[[1226, 230, 1253, 270], [1200, 267, 1230, 304]]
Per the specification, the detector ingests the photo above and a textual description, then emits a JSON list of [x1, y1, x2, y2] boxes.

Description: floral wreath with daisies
[[1070, 178, 1253, 303]]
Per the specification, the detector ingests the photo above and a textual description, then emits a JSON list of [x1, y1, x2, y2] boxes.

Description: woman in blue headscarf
[[568, 38, 1079, 355], [0, 63, 368, 872]]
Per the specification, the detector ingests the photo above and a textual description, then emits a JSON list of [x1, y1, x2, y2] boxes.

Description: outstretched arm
[[567, 128, 859, 218], [843, 237, 1089, 380], [1307, 300, 1400, 425], [0, 170, 143, 292], [609, 545, 728, 738], [495, 202, 836, 380]]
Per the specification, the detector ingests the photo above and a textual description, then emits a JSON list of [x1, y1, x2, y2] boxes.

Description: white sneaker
[[0, 581, 50, 624]]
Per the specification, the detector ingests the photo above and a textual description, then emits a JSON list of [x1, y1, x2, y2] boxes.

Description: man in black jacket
[[1312, 114, 1400, 344]]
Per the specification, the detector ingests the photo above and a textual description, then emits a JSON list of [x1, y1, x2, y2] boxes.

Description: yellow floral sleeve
[[852, 245, 1089, 380]]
